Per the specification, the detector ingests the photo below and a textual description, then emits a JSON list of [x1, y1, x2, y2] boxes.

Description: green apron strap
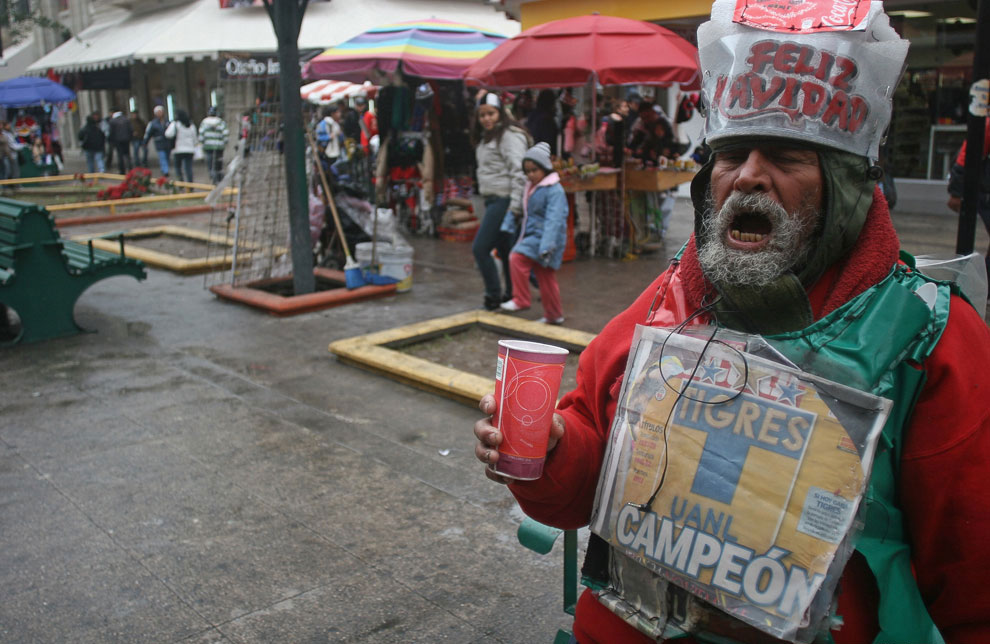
[[768, 268, 951, 644]]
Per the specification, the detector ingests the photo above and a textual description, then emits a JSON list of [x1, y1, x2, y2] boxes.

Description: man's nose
[[732, 150, 771, 194]]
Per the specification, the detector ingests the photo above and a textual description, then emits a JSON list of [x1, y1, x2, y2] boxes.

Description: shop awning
[[134, 0, 517, 64], [29, 0, 516, 73], [26, 4, 196, 73]]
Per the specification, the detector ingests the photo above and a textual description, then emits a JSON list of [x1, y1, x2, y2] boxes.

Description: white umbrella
[[300, 80, 377, 105]]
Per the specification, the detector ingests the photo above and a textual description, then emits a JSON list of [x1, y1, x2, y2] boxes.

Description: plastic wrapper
[[334, 200, 411, 251], [697, 0, 909, 160], [915, 253, 988, 307], [589, 325, 891, 642]]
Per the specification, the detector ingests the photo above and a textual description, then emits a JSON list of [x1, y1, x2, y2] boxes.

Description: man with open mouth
[[474, 1, 990, 643]]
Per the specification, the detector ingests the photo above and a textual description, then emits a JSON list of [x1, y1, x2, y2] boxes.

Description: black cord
[[632, 297, 752, 513]]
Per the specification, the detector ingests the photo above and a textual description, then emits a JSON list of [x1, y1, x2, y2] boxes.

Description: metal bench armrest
[[517, 517, 579, 617]]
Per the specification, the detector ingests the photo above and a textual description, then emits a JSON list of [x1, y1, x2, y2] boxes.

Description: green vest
[[762, 253, 954, 644]]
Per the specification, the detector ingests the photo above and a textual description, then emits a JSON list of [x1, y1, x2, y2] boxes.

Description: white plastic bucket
[[355, 242, 413, 292]]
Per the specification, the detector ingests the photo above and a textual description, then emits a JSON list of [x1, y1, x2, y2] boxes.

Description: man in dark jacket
[[108, 109, 132, 174], [946, 117, 990, 286], [129, 111, 147, 167], [78, 112, 106, 173]]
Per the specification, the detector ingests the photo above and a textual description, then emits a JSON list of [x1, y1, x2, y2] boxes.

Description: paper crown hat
[[697, 0, 909, 160]]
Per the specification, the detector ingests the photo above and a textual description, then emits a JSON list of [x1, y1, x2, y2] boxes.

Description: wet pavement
[[1, 163, 987, 643]]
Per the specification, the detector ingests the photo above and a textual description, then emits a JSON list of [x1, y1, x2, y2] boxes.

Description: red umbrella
[[463, 14, 699, 90]]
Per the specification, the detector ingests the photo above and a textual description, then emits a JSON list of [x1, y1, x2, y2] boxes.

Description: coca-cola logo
[[733, 0, 870, 33]]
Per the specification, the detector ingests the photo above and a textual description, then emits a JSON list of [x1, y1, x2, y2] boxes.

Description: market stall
[[303, 19, 509, 236], [0, 76, 76, 179], [464, 15, 700, 257]]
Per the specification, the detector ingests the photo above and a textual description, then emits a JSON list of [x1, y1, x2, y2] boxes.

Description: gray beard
[[697, 192, 817, 288]]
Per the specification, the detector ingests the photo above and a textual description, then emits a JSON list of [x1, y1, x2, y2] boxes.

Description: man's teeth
[[730, 230, 766, 242]]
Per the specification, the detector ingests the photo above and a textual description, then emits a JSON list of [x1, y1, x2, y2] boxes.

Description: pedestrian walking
[[471, 91, 529, 311], [165, 109, 198, 183], [108, 108, 132, 174], [0, 120, 24, 179], [315, 104, 343, 169], [100, 113, 113, 169], [78, 112, 106, 173], [498, 142, 568, 324], [143, 106, 172, 177], [129, 111, 147, 167], [198, 107, 229, 184]]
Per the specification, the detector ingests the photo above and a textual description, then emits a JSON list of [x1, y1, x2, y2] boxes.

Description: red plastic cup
[[492, 339, 569, 480]]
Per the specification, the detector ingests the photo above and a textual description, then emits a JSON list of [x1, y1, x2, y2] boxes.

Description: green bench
[[517, 518, 579, 643], [15, 147, 59, 178], [0, 197, 146, 344]]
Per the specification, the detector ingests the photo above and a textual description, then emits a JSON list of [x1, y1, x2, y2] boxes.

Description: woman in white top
[[165, 109, 198, 183]]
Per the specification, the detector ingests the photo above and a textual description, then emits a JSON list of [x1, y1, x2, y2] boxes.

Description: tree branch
[[1, 9, 71, 46]]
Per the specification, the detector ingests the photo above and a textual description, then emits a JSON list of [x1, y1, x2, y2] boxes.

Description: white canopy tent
[[301, 80, 378, 105]]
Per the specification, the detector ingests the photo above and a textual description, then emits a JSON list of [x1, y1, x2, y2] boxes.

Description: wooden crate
[[561, 171, 618, 193], [626, 169, 697, 192]]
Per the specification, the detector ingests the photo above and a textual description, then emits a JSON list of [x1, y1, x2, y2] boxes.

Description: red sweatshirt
[[508, 194, 990, 643], [954, 117, 990, 165]]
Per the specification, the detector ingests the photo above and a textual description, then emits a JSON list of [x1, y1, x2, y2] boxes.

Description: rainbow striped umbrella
[[303, 18, 507, 82]]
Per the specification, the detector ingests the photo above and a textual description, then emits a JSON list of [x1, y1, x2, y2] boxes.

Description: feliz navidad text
[[712, 40, 868, 134]]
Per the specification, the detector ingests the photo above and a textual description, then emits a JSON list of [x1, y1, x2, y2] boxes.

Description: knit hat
[[523, 142, 553, 172]]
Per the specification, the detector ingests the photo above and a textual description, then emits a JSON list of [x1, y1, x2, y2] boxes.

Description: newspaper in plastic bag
[[589, 325, 891, 642]]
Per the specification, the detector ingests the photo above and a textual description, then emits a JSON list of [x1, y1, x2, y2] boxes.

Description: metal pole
[[267, 0, 315, 294], [955, 0, 990, 255], [230, 148, 245, 287], [590, 74, 598, 258]]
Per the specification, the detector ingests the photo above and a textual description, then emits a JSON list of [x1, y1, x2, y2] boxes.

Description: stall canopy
[[0, 76, 76, 107], [303, 18, 508, 82], [301, 80, 378, 105], [463, 14, 700, 90]]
